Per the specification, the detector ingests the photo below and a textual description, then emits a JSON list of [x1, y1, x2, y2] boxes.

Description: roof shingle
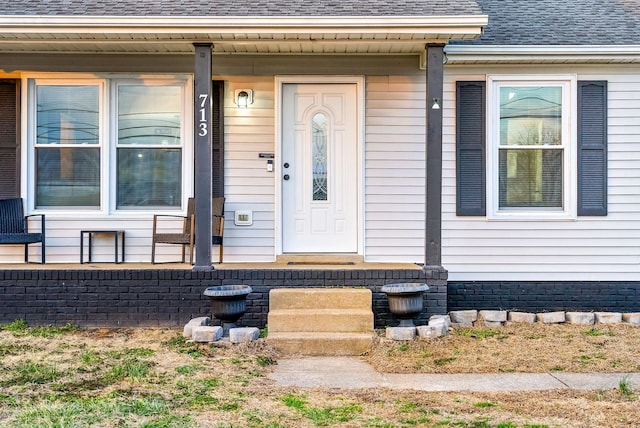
[[459, 0, 640, 45], [0, 0, 483, 17]]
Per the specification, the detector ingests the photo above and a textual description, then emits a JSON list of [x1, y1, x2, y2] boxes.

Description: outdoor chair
[[0, 198, 46, 263], [212, 196, 225, 263], [151, 197, 225, 264], [151, 197, 195, 264]]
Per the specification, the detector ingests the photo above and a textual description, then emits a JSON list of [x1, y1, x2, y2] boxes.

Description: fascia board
[[0, 15, 487, 34], [445, 44, 640, 63]]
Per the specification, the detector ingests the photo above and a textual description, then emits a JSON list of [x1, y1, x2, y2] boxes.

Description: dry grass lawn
[[367, 323, 640, 374], [0, 321, 638, 427]]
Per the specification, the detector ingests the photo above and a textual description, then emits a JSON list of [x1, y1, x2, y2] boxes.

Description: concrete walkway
[[268, 357, 640, 392]]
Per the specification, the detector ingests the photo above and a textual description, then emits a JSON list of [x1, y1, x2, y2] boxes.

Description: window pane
[[118, 86, 181, 146], [312, 113, 328, 201], [117, 148, 181, 208], [36, 147, 100, 207], [499, 149, 563, 208], [36, 86, 99, 145], [500, 87, 561, 146], [35, 85, 100, 208], [117, 85, 183, 208]]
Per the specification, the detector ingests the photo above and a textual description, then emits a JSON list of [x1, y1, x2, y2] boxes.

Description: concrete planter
[[203, 284, 252, 335], [381, 283, 429, 327]]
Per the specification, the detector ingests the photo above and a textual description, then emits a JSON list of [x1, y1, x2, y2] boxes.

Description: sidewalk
[[268, 357, 640, 392]]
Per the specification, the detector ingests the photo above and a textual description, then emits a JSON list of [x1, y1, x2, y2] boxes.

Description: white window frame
[[26, 76, 107, 213], [109, 77, 192, 213], [486, 75, 577, 220], [25, 73, 193, 216]]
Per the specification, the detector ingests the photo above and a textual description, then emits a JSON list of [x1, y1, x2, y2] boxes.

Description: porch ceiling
[[0, 16, 486, 55]]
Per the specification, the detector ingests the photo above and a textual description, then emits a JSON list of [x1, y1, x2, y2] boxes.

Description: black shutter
[[577, 81, 607, 216], [456, 81, 486, 216], [212, 80, 225, 198], [0, 80, 19, 199]]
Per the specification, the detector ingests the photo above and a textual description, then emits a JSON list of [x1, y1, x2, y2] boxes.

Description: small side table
[[80, 230, 125, 264]]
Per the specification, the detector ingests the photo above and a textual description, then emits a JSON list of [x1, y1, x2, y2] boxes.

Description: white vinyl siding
[[444, 65, 640, 281], [365, 75, 426, 262], [223, 76, 276, 262]]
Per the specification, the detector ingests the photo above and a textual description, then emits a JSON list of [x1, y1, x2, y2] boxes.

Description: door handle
[[283, 174, 290, 181]]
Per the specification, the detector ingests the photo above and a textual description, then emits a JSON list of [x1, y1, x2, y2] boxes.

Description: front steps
[[267, 288, 374, 356]]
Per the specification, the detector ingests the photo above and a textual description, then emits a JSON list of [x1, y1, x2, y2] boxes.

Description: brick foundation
[[448, 281, 640, 312], [0, 267, 447, 329]]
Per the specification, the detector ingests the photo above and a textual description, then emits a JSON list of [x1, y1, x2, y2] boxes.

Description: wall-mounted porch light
[[431, 98, 441, 110], [234, 89, 254, 108]]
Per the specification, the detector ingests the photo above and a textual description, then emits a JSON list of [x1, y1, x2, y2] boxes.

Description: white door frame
[[275, 75, 365, 256]]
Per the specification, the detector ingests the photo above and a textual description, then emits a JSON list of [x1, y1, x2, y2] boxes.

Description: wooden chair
[[151, 198, 195, 264], [151, 197, 224, 264], [0, 198, 46, 263], [212, 196, 225, 263]]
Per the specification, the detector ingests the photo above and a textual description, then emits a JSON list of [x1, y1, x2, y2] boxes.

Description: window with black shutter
[[456, 78, 607, 218]]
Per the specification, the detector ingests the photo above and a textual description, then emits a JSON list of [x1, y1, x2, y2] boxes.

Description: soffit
[[0, 16, 487, 55]]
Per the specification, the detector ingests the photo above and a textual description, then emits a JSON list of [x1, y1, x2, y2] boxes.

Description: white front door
[[282, 83, 358, 253]]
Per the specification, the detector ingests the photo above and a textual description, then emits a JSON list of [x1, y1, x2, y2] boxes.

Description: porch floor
[[0, 261, 423, 270]]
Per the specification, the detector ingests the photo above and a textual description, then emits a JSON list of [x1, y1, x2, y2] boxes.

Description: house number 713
[[198, 94, 209, 137]]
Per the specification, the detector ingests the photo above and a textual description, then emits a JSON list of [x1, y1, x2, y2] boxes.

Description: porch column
[[193, 43, 213, 270], [425, 44, 444, 267]]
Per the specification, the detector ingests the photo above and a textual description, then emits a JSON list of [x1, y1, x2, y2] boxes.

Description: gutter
[[0, 15, 488, 34], [444, 44, 640, 64]]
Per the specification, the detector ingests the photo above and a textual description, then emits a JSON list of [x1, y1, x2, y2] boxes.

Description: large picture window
[[29, 76, 190, 212], [488, 77, 573, 217]]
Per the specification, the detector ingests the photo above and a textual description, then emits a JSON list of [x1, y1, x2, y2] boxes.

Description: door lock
[[283, 174, 290, 181]]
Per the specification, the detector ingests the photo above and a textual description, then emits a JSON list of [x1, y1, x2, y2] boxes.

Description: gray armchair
[[0, 198, 45, 263]]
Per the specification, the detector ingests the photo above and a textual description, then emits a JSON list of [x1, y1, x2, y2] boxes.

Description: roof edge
[[0, 15, 488, 30], [445, 44, 640, 63]]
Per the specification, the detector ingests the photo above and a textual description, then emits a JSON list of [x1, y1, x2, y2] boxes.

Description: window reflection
[[498, 86, 563, 209], [117, 85, 182, 208], [35, 85, 100, 208]]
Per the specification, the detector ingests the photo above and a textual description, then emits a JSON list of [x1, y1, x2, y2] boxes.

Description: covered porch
[[0, 3, 486, 328], [0, 10, 486, 268]]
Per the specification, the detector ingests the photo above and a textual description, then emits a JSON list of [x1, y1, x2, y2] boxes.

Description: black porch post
[[425, 44, 444, 267], [193, 43, 213, 270]]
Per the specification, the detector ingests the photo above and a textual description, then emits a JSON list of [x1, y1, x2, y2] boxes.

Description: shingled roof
[[0, 0, 483, 17], [3, 1, 640, 46], [0, 1, 489, 55], [462, 0, 640, 45]]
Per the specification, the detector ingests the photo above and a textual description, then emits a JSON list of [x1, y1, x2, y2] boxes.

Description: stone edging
[[183, 317, 260, 344], [450, 310, 640, 327], [385, 310, 640, 341]]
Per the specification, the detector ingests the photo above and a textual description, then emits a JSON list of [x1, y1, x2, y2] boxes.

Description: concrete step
[[267, 332, 374, 356], [269, 288, 372, 310], [266, 288, 375, 356], [268, 309, 374, 333]]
